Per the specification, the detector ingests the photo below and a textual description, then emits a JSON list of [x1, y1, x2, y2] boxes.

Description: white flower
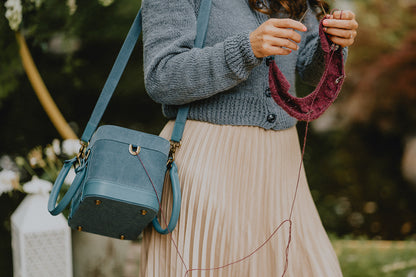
[[52, 139, 61, 155], [29, 157, 38, 167], [62, 139, 80, 156], [23, 176, 52, 195], [98, 0, 114, 7], [4, 0, 22, 31], [0, 155, 19, 172], [0, 182, 13, 195], [66, 0, 77, 15], [15, 156, 26, 168], [0, 170, 19, 195], [28, 146, 44, 167], [44, 145, 56, 162]]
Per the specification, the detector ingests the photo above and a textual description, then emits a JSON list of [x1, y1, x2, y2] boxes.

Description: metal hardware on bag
[[140, 209, 147, 216], [77, 141, 89, 165], [77, 226, 82, 232], [95, 200, 102, 206], [120, 235, 125, 240], [85, 149, 91, 160], [129, 144, 141, 156], [167, 141, 181, 166]]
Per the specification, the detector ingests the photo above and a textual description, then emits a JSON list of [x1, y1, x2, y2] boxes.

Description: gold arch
[[15, 32, 78, 140]]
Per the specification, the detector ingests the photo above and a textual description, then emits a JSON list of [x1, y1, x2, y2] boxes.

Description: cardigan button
[[256, 1, 265, 9], [267, 114, 277, 123], [265, 56, 274, 66], [264, 87, 271, 97]]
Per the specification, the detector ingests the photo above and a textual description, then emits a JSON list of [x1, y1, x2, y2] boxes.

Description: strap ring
[[129, 144, 141, 156]]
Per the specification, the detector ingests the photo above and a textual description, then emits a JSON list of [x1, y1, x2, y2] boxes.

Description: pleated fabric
[[139, 120, 342, 277]]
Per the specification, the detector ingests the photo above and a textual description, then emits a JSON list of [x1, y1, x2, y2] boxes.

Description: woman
[[140, 0, 358, 276]]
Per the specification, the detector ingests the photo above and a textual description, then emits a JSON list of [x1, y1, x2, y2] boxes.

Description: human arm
[[142, 0, 262, 105]]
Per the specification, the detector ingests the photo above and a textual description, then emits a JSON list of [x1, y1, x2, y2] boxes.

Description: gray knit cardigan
[[141, 0, 346, 130]]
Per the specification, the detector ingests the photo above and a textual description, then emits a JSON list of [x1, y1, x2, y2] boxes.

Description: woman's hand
[[322, 10, 359, 48], [249, 18, 307, 58]]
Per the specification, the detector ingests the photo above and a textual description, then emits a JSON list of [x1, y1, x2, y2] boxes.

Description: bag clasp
[[77, 141, 90, 166], [167, 140, 181, 167]]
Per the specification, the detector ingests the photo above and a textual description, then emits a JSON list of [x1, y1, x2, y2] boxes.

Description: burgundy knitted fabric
[[269, 19, 345, 121]]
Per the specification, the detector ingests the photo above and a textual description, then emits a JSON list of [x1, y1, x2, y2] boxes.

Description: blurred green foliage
[[0, 14, 22, 107]]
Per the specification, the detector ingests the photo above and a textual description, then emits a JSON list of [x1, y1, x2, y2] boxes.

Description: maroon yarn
[[269, 19, 345, 121]]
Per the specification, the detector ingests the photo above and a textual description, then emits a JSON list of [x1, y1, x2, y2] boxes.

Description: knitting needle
[[299, 8, 310, 23]]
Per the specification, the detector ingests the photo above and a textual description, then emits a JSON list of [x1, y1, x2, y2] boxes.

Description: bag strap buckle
[[77, 141, 89, 166], [167, 140, 181, 167]]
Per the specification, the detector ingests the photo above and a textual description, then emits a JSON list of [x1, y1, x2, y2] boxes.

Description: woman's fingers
[[323, 18, 358, 31], [323, 10, 358, 31], [250, 35, 300, 57], [250, 18, 306, 57], [263, 44, 293, 56], [269, 36, 301, 51], [269, 18, 307, 32], [264, 25, 302, 43], [331, 10, 355, 20], [326, 36, 354, 47], [322, 10, 359, 48], [324, 27, 357, 40]]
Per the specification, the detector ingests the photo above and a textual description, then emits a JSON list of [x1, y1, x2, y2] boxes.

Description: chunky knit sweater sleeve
[[141, 0, 262, 105]]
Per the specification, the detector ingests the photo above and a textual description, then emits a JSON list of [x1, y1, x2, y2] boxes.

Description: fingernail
[[303, 26, 307, 31], [323, 20, 328, 25]]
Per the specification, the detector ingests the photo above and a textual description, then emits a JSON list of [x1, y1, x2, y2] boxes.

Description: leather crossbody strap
[[80, 0, 212, 144], [170, 0, 212, 143]]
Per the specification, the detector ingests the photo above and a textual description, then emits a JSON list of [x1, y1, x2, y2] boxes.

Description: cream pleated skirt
[[139, 120, 342, 277]]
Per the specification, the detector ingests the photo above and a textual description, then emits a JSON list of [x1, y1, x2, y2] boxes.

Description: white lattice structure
[[11, 191, 72, 277]]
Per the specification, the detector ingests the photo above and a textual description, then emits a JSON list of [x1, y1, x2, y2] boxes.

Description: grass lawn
[[334, 240, 416, 277]]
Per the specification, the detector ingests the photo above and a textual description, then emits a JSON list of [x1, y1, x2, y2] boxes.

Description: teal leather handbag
[[48, 0, 212, 240]]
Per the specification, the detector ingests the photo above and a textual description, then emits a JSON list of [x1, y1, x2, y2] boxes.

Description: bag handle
[[152, 161, 181, 234], [81, 0, 212, 145], [48, 157, 85, 215]]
